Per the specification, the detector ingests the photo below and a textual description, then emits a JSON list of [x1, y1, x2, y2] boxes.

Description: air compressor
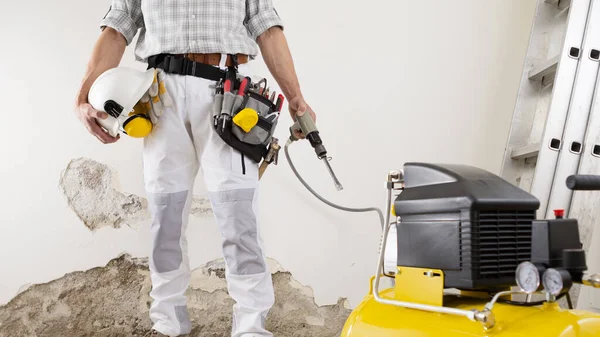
[[283, 112, 600, 336], [334, 163, 600, 336], [284, 152, 600, 336]]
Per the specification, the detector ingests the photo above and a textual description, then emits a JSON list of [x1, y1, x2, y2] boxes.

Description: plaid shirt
[[100, 0, 284, 62]]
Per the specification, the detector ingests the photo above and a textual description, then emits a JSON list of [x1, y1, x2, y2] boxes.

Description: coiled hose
[[283, 138, 385, 230], [283, 138, 397, 278]]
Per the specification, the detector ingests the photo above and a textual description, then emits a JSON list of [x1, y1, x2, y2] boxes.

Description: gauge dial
[[516, 262, 540, 293], [543, 268, 564, 296]]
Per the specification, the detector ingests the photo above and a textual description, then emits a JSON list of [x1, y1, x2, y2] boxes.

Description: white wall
[[0, 0, 536, 307]]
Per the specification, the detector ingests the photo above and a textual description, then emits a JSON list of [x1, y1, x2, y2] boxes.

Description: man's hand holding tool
[[287, 96, 316, 140]]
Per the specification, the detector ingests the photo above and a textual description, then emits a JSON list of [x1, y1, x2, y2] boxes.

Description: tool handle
[[213, 93, 223, 116], [566, 175, 600, 190], [275, 94, 284, 112], [238, 77, 250, 96], [221, 92, 236, 115], [289, 111, 317, 140], [258, 161, 269, 180]]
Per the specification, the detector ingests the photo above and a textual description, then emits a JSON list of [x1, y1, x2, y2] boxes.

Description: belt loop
[[164, 56, 171, 72], [180, 57, 189, 75], [231, 54, 239, 71], [219, 53, 227, 70]]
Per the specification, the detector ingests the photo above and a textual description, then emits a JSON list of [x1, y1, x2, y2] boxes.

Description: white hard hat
[[88, 67, 155, 138]]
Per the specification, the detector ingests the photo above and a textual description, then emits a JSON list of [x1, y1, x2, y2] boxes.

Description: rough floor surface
[[0, 255, 351, 337], [59, 158, 213, 231]]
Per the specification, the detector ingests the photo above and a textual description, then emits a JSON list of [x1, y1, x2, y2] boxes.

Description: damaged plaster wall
[[0, 157, 352, 335], [59, 158, 213, 231], [0, 254, 351, 337]]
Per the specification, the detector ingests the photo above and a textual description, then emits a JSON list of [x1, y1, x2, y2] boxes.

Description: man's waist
[[147, 53, 250, 82], [176, 53, 249, 67]]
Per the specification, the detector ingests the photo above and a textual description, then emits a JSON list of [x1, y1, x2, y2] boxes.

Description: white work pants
[[143, 64, 275, 337]]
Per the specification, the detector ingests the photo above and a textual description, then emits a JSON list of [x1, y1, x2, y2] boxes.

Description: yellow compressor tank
[[339, 163, 600, 337], [341, 282, 600, 337]]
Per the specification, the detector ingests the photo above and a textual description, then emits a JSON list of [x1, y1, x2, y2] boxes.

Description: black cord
[[496, 293, 567, 307], [566, 293, 574, 309]]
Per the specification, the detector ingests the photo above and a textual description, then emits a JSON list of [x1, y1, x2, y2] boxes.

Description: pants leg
[[186, 68, 275, 337], [143, 73, 198, 336]]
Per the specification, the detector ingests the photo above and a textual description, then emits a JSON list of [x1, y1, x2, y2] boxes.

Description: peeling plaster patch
[[59, 158, 150, 231], [190, 196, 213, 217], [0, 255, 351, 337], [289, 278, 316, 299], [60, 158, 214, 232]]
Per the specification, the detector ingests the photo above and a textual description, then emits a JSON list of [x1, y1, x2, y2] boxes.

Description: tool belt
[[147, 53, 280, 164], [147, 53, 247, 82], [213, 65, 280, 163], [182, 53, 248, 67]]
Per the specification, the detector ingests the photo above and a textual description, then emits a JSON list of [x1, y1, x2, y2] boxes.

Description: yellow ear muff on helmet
[[122, 115, 153, 138]]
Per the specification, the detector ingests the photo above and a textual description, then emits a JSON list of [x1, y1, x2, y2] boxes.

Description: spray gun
[[288, 111, 343, 191]]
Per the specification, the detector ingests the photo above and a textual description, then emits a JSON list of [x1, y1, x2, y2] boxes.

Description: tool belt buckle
[[179, 57, 189, 76]]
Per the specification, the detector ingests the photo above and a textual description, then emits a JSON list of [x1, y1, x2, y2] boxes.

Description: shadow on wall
[[0, 254, 351, 337]]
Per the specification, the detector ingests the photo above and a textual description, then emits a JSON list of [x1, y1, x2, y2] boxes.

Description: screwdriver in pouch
[[212, 80, 224, 125], [220, 78, 235, 132], [231, 77, 250, 114], [275, 94, 284, 112]]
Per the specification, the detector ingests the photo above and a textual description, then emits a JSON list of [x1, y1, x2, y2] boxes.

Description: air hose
[[283, 138, 385, 230]]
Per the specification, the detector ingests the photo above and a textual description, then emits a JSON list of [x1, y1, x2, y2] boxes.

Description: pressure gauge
[[542, 268, 573, 296], [515, 262, 541, 293]]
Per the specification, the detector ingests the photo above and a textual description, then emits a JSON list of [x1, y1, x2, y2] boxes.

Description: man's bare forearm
[[76, 27, 127, 105], [257, 27, 303, 102]]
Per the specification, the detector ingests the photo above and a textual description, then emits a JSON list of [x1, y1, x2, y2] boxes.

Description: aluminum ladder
[[500, 0, 600, 310]]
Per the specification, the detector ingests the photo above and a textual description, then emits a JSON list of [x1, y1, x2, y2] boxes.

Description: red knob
[[554, 209, 565, 218]]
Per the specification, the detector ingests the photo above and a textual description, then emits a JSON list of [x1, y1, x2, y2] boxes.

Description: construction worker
[[74, 1, 316, 336]]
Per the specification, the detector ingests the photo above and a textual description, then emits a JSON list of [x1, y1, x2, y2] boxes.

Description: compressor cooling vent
[[394, 162, 540, 289], [467, 210, 534, 280]]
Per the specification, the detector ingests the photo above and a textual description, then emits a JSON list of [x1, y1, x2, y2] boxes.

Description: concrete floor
[[0, 254, 351, 337]]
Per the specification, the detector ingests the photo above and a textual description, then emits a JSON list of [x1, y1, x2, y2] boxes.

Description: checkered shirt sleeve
[[245, 0, 284, 40], [100, 0, 143, 45]]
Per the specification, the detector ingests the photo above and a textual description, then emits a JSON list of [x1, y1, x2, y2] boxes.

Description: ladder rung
[[528, 55, 559, 83], [511, 143, 541, 160]]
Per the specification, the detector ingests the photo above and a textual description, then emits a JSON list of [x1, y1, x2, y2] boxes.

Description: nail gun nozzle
[[322, 157, 343, 191]]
